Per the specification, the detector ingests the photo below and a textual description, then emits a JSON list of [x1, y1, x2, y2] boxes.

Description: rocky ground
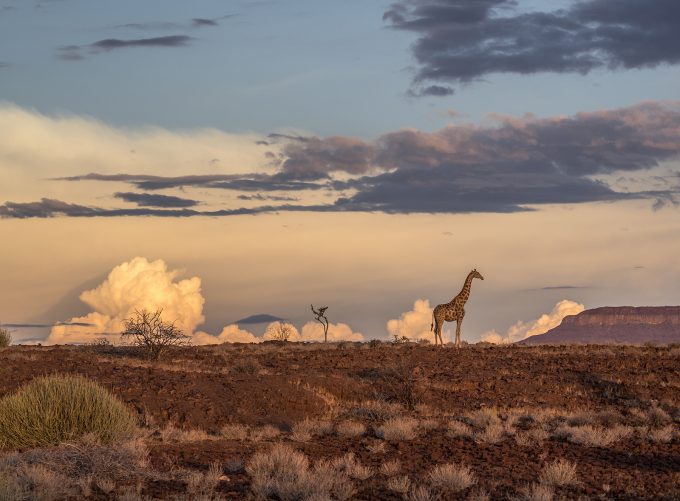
[[0, 342, 679, 500]]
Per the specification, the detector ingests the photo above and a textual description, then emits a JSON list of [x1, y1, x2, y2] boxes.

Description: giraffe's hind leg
[[435, 318, 445, 346]]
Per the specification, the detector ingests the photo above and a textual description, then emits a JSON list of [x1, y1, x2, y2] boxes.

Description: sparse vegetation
[[555, 424, 634, 447], [386, 475, 411, 494], [0, 341, 676, 499], [375, 417, 419, 441], [379, 459, 401, 476], [246, 443, 355, 500], [336, 420, 366, 437], [0, 326, 11, 347], [428, 463, 477, 492], [0, 375, 136, 449], [539, 459, 578, 487], [121, 308, 189, 360]]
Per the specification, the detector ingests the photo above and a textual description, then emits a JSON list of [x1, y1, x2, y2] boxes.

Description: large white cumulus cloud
[[386, 299, 450, 343], [48, 257, 205, 344], [192, 325, 261, 345], [299, 321, 364, 342], [482, 299, 585, 344]]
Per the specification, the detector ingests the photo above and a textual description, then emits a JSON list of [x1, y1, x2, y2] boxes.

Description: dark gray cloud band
[[58, 35, 193, 60], [384, 0, 680, 94], [7, 101, 680, 217], [114, 192, 199, 208]]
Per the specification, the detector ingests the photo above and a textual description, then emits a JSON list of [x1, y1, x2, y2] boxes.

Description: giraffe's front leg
[[455, 318, 462, 348]]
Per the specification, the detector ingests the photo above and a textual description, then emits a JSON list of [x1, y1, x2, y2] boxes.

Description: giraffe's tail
[[430, 311, 434, 332]]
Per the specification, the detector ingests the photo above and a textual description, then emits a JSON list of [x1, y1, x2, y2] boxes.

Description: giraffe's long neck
[[451, 272, 475, 304]]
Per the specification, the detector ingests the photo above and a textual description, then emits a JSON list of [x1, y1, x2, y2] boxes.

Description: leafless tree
[[269, 322, 294, 342], [311, 304, 329, 342], [120, 309, 188, 360]]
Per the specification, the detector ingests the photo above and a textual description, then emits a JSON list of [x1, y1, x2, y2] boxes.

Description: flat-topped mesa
[[519, 306, 680, 345], [561, 306, 680, 327]]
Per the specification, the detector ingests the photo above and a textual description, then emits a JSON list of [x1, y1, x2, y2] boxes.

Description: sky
[[1, 0, 679, 345]]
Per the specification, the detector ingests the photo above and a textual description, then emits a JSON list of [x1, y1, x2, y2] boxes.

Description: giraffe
[[430, 269, 484, 348]]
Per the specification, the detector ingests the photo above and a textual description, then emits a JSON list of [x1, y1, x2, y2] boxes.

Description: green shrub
[[0, 327, 11, 348], [0, 375, 137, 449]]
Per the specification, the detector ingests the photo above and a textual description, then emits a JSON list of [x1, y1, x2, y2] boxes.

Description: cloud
[[387, 299, 449, 343], [114, 192, 199, 208], [481, 299, 585, 344], [299, 321, 364, 342], [116, 15, 236, 31], [4, 101, 680, 218], [237, 194, 299, 202], [58, 35, 194, 60], [384, 0, 680, 94], [192, 324, 261, 345], [47, 257, 205, 345], [92, 35, 193, 51]]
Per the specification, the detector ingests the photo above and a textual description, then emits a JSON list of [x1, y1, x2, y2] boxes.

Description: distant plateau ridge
[[518, 306, 680, 345]]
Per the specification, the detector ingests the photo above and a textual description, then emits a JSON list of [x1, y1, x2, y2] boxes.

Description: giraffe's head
[[471, 268, 484, 280]]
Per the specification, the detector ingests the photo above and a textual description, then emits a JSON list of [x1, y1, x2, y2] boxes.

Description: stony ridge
[[519, 306, 680, 344]]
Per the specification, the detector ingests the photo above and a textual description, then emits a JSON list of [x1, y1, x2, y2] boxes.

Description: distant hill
[[234, 314, 284, 325], [518, 306, 680, 345]]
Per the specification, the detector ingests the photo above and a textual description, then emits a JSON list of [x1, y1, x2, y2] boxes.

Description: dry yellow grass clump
[[0, 327, 11, 347], [0, 375, 137, 449]]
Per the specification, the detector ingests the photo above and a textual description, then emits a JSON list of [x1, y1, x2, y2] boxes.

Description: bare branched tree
[[120, 309, 188, 360], [311, 304, 329, 343], [269, 322, 295, 342]]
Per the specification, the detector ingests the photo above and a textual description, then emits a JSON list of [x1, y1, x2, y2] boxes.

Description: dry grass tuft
[[220, 424, 249, 441], [521, 483, 554, 501], [291, 418, 333, 442], [336, 420, 366, 438], [375, 417, 419, 441], [539, 459, 578, 487], [467, 487, 491, 501], [386, 475, 411, 494], [0, 436, 148, 499], [428, 463, 476, 492], [352, 399, 403, 420], [475, 422, 507, 444], [0, 327, 11, 348], [407, 484, 440, 501], [250, 425, 282, 442], [468, 408, 501, 429], [366, 441, 387, 454], [555, 424, 633, 447], [246, 443, 355, 501], [160, 426, 211, 443], [379, 459, 401, 476], [331, 452, 373, 480], [184, 462, 222, 497], [647, 406, 672, 427], [418, 419, 439, 432], [648, 425, 675, 444], [0, 375, 137, 449], [447, 421, 474, 439]]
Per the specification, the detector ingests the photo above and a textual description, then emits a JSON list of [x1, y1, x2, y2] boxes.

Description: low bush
[[246, 443, 355, 500], [0, 327, 11, 347], [428, 463, 476, 492], [539, 459, 578, 487], [375, 417, 419, 441], [0, 375, 137, 449]]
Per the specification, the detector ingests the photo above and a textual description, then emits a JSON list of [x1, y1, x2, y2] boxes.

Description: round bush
[[0, 375, 137, 449]]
